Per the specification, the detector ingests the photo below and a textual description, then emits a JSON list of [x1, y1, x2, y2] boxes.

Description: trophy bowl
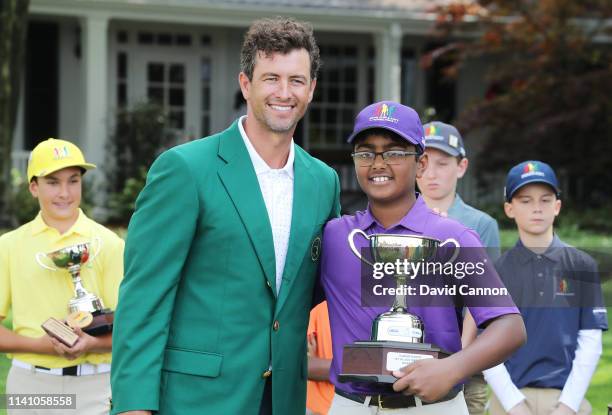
[[366, 234, 440, 265], [47, 243, 90, 269], [36, 241, 114, 336]]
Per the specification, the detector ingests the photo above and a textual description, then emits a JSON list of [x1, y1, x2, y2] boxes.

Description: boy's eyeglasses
[[351, 150, 419, 166]]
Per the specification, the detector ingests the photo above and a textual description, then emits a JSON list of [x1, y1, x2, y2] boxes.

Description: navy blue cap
[[504, 160, 561, 202], [423, 121, 466, 158]]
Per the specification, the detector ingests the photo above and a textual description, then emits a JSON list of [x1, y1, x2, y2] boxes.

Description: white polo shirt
[[238, 116, 294, 294]]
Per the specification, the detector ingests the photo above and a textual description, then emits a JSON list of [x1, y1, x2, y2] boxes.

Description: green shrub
[[106, 102, 174, 225], [107, 167, 147, 225], [9, 169, 39, 225]]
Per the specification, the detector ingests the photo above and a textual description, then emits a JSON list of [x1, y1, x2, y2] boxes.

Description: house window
[[138, 32, 154, 45], [201, 35, 211, 46], [201, 57, 212, 136], [176, 34, 192, 46], [137, 32, 195, 47], [425, 42, 456, 122], [401, 49, 417, 105], [146, 62, 186, 130], [308, 46, 360, 149], [117, 30, 128, 44], [117, 52, 128, 108]]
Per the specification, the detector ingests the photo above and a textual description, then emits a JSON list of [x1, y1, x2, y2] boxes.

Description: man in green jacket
[[111, 17, 340, 415]]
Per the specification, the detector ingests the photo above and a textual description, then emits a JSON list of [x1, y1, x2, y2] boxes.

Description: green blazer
[[111, 121, 340, 415]]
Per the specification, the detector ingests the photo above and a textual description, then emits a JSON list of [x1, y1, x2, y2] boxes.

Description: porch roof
[[31, 0, 455, 34]]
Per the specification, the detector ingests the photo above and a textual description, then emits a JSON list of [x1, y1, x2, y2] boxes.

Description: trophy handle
[[87, 237, 103, 264], [35, 252, 57, 271], [440, 238, 460, 263], [348, 228, 374, 267]]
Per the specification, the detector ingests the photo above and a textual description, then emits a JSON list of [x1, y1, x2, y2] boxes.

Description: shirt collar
[[238, 115, 294, 179], [447, 194, 464, 216], [513, 234, 564, 264], [542, 234, 566, 262], [30, 209, 90, 237], [356, 195, 427, 234]]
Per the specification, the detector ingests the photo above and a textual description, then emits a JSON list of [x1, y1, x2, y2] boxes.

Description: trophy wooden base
[[339, 341, 449, 384], [84, 309, 114, 336]]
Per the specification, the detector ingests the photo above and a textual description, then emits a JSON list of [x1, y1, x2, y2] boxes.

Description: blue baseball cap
[[347, 101, 425, 154], [504, 160, 561, 202], [423, 121, 466, 158]]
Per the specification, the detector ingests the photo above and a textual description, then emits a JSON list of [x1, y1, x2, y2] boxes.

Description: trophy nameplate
[[41, 317, 79, 347]]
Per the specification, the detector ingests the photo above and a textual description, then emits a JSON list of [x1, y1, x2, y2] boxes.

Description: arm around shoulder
[[328, 168, 341, 219]]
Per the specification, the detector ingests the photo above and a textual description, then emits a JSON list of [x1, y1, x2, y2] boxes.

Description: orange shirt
[[306, 301, 334, 415]]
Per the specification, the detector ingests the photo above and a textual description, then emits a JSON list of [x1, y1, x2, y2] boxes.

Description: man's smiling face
[[240, 48, 316, 134]]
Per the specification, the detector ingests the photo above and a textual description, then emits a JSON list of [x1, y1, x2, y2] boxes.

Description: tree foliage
[[429, 0, 612, 205], [0, 0, 29, 225]]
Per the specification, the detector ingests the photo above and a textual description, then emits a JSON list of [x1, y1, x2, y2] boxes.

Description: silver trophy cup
[[339, 230, 460, 384], [36, 240, 104, 314], [348, 230, 459, 343]]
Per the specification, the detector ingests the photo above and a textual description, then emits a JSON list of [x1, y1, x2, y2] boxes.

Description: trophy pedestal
[[83, 309, 114, 336], [339, 341, 449, 384], [69, 292, 104, 314], [68, 293, 114, 336]]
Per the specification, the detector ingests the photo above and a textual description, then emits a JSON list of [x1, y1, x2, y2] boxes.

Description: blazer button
[[262, 370, 272, 378], [266, 280, 272, 289], [273, 320, 280, 331]]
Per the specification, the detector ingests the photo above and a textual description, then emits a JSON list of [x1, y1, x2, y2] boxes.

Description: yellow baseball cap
[[27, 138, 97, 182]]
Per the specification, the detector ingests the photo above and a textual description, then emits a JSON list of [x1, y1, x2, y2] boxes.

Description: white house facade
[[13, 0, 494, 207]]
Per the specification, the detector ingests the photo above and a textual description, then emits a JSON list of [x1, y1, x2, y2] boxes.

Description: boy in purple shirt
[[321, 101, 526, 414]]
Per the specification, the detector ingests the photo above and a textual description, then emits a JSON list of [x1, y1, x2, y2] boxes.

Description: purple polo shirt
[[321, 196, 519, 395]]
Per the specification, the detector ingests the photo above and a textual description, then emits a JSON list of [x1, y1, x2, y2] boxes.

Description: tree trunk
[[0, 0, 30, 226]]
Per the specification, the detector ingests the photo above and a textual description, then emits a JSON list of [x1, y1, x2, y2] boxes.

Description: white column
[[80, 14, 109, 168], [374, 22, 402, 102], [413, 44, 427, 109]]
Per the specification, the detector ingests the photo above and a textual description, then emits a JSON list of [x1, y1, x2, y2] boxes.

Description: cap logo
[[523, 162, 537, 173], [53, 146, 70, 160], [370, 103, 399, 123], [449, 134, 459, 148], [425, 125, 437, 136], [520, 162, 545, 179]]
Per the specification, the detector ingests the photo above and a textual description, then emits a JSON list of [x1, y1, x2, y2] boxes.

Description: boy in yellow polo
[[0, 138, 124, 414]]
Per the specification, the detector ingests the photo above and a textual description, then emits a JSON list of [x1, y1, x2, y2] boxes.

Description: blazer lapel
[[275, 148, 319, 315], [217, 122, 276, 294]]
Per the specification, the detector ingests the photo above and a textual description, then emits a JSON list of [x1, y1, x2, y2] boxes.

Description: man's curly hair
[[240, 17, 321, 81]]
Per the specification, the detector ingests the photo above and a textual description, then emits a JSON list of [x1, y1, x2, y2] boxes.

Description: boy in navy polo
[[417, 121, 501, 415], [485, 161, 608, 415], [320, 101, 526, 414]]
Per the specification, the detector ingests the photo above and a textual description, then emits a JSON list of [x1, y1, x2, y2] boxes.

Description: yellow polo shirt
[[0, 209, 124, 368]]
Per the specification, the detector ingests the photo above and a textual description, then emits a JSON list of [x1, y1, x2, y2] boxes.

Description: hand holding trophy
[[36, 239, 114, 343]]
